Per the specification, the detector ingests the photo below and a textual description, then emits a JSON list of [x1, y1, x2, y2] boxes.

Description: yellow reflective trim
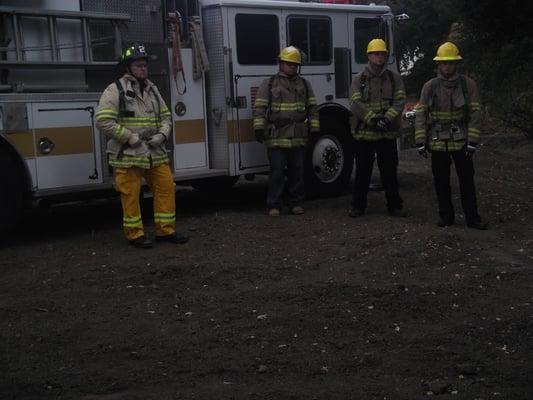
[[108, 154, 169, 169], [350, 93, 362, 103], [118, 117, 160, 122], [265, 138, 307, 148], [119, 123, 160, 128], [123, 216, 143, 227], [115, 125, 126, 138], [96, 109, 118, 117], [154, 213, 175, 221], [352, 129, 398, 140], [429, 140, 465, 152], [363, 111, 376, 124], [386, 109, 399, 118]]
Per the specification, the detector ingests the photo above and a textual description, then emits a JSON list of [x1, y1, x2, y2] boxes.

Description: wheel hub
[[312, 136, 344, 183]]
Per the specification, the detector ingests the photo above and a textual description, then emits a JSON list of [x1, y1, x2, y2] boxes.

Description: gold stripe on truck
[[227, 119, 254, 143], [7, 131, 35, 158], [35, 127, 93, 156], [174, 119, 205, 144]]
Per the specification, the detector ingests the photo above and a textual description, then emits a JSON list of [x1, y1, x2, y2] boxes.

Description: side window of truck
[[353, 17, 388, 64], [287, 16, 332, 64], [235, 14, 280, 65]]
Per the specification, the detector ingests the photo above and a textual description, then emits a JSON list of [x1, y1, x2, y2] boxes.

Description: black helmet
[[119, 44, 152, 64]]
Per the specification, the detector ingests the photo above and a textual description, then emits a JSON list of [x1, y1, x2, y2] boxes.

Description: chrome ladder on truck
[[0, 5, 130, 70]]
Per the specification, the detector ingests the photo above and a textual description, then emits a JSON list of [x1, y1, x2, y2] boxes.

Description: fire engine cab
[[0, 0, 397, 234]]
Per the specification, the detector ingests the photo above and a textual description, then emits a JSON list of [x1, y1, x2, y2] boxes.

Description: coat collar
[[122, 73, 155, 90], [437, 72, 460, 88], [278, 72, 300, 81], [365, 64, 387, 77]]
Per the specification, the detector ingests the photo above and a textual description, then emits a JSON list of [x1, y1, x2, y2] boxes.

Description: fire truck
[[0, 0, 398, 233]]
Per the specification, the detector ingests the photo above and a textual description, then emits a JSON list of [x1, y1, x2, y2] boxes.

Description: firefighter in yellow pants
[[96, 44, 188, 248], [114, 165, 176, 241]]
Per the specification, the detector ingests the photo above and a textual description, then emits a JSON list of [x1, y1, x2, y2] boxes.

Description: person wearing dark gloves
[[253, 46, 319, 216], [348, 38, 407, 218], [414, 42, 487, 230]]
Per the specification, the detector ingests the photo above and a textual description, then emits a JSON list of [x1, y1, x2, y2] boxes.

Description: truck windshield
[[354, 17, 389, 64]]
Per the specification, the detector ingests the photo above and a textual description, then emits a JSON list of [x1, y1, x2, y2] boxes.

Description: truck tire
[[305, 113, 354, 198], [190, 176, 240, 193], [0, 146, 25, 236]]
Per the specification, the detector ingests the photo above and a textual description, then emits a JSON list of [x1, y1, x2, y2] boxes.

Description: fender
[[315, 102, 351, 121], [0, 133, 33, 195]]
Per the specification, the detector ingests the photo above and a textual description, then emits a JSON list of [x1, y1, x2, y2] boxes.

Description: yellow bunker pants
[[114, 164, 176, 240]]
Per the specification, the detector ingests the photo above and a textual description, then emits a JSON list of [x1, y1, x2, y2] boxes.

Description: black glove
[[375, 117, 389, 132], [466, 142, 478, 157], [255, 130, 265, 144], [416, 143, 428, 158]]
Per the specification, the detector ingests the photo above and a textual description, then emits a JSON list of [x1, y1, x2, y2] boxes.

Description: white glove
[[466, 142, 477, 156], [376, 117, 389, 131], [128, 133, 142, 147], [147, 133, 166, 148], [416, 143, 428, 158]]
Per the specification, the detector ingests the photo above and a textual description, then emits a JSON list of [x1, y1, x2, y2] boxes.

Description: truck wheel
[[305, 114, 354, 198], [0, 146, 25, 236], [190, 176, 240, 193]]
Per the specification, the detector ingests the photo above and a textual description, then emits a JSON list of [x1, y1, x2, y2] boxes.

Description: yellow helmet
[[433, 42, 462, 61], [279, 46, 302, 64], [366, 38, 388, 54]]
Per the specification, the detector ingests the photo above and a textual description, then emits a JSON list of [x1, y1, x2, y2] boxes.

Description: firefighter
[[414, 42, 487, 230], [348, 38, 407, 218], [253, 46, 320, 216], [95, 44, 189, 248]]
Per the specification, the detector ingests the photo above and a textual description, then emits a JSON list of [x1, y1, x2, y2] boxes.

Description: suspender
[[360, 69, 396, 107], [267, 74, 310, 120], [114, 79, 127, 117], [114, 79, 163, 160], [430, 75, 469, 122]]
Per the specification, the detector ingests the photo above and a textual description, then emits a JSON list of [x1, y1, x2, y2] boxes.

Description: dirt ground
[[1, 133, 532, 400]]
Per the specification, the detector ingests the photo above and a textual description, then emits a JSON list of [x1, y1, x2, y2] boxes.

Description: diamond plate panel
[[81, 0, 164, 44], [203, 6, 229, 170]]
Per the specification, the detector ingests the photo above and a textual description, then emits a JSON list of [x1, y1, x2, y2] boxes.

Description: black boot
[[155, 232, 189, 244], [129, 235, 153, 249], [466, 219, 488, 230], [437, 217, 454, 227], [389, 208, 408, 217], [348, 207, 365, 218]]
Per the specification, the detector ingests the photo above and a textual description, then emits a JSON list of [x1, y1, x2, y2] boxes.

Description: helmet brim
[[117, 54, 155, 65], [279, 58, 301, 65], [433, 56, 462, 61]]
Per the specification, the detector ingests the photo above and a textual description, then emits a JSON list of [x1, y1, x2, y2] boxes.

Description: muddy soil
[[1, 134, 532, 400]]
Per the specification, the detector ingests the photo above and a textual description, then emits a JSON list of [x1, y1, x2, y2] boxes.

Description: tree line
[[386, 0, 533, 137]]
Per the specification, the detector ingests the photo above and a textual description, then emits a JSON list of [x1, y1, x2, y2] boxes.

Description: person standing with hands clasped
[[348, 38, 407, 218], [414, 42, 487, 230], [253, 46, 320, 217], [96, 44, 189, 248]]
